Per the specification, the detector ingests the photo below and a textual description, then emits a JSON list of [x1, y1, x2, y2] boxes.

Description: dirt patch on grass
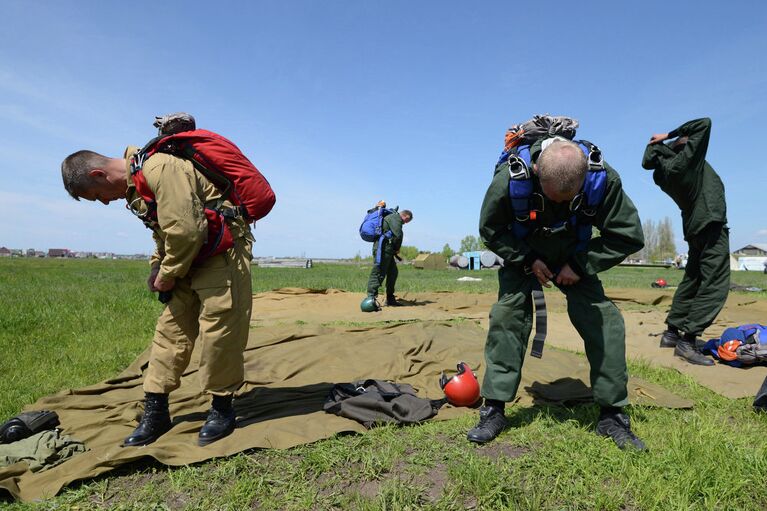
[[476, 443, 530, 461], [312, 454, 454, 503], [423, 462, 449, 502], [352, 479, 381, 499], [93, 470, 169, 509]]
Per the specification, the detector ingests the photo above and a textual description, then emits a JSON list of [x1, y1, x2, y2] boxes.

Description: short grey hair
[[536, 140, 588, 195], [61, 150, 109, 200]]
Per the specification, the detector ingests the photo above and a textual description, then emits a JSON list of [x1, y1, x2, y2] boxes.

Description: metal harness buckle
[[569, 193, 584, 213], [587, 146, 603, 170], [131, 152, 146, 174], [507, 155, 530, 180], [126, 197, 157, 229], [540, 223, 568, 237]]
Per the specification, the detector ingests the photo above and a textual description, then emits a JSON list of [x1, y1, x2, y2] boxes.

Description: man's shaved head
[[536, 139, 588, 199], [61, 150, 110, 200]]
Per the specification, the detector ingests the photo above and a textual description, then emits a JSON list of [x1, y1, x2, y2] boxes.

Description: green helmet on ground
[[360, 296, 380, 313]]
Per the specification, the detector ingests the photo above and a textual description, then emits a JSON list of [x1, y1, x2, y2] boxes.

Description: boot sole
[[466, 421, 509, 444], [122, 427, 171, 447], [123, 436, 161, 447], [673, 353, 714, 366], [121, 430, 170, 447], [467, 434, 494, 444], [198, 425, 235, 446]]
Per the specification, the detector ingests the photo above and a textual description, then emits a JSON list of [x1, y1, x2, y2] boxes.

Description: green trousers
[[482, 266, 629, 408], [667, 222, 730, 336], [366, 244, 398, 297]]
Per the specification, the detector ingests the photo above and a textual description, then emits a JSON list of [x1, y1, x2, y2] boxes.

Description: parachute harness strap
[[530, 281, 547, 359]]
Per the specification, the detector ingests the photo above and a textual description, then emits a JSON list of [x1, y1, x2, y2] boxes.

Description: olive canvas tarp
[[1, 312, 690, 502], [253, 288, 767, 398]]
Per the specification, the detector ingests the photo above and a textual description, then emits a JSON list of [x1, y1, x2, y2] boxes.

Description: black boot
[[659, 327, 681, 348], [386, 295, 401, 306], [123, 393, 172, 447], [596, 407, 646, 451], [467, 401, 508, 444], [198, 395, 236, 446], [674, 336, 714, 366]]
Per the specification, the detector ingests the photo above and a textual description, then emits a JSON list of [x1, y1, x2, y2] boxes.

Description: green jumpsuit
[[366, 212, 404, 298], [479, 140, 644, 407], [642, 118, 730, 337]]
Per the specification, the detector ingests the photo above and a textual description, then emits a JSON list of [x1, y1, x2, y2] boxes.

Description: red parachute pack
[[130, 115, 275, 263], [133, 129, 275, 222]]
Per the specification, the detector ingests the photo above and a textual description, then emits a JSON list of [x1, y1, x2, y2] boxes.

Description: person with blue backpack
[[468, 116, 646, 450], [642, 118, 730, 366], [360, 202, 412, 312]]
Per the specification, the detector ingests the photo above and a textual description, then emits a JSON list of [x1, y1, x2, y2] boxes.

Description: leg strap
[[530, 282, 547, 358]]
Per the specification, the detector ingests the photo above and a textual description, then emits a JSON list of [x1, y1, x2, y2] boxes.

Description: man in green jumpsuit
[[469, 138, 646, 450], [365, 208, 412, 307], [642, 118, 730, 366], [61, 145, 254, 447]]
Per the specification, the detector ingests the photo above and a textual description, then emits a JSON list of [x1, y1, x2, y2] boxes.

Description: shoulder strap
[[571, 140, 607, 251], [132, 132, 235, 202], [129, 135, 169, 203], [505, 145, 539, 240]]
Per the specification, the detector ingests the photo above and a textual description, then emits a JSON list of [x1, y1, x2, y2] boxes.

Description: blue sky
[[1, 1, 765, 258]]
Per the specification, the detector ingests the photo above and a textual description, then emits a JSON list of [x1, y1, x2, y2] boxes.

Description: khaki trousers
[[143, 238, 253, 396]]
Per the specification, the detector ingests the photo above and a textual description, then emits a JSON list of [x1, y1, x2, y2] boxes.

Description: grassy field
[[253, 260, 767, 295], [1, 258, 767, 510]]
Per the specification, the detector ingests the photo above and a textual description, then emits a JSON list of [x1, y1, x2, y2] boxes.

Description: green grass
[[253, 261, 767, 296], [2, 258, 767, 510], [0, 259, 161, 421]]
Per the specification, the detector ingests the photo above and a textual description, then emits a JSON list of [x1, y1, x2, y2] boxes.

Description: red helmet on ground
[[717, 339, 742, 362], [652, 278, 668, 288], [439, 362, 481, 407]]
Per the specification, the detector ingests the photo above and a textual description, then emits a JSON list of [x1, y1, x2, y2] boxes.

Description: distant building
[[48, 248, 71, 258], [413, 252, 448, 270], [733, 244, 767, 257], [26, 248, 36, 257], [0, 247, 10, 257]]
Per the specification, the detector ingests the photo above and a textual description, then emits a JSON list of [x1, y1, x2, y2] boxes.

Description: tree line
[[635, 217, 677, 262]]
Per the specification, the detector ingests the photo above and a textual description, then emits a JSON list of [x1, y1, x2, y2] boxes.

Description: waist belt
[[530, 281, 547, 358]]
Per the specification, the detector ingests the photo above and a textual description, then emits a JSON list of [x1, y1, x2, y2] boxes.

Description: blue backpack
[[359, 206, 395, 265], [702, 324, 767, 367], [497, 139, 607, 252]]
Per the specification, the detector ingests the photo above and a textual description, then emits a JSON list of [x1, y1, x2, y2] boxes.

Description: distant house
[[0, 247, 10, 257], [48, 248, 71, 258], [733, 244, 767, 257]]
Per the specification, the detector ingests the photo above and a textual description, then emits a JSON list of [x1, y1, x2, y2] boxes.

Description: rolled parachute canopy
[[449, 255, 469, 269]]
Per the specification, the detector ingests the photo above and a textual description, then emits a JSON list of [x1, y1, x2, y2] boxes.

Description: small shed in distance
[[413, 253, 447, 270]]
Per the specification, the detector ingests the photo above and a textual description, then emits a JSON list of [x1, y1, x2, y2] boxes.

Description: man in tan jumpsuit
[[61, 146, 254, 446]]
